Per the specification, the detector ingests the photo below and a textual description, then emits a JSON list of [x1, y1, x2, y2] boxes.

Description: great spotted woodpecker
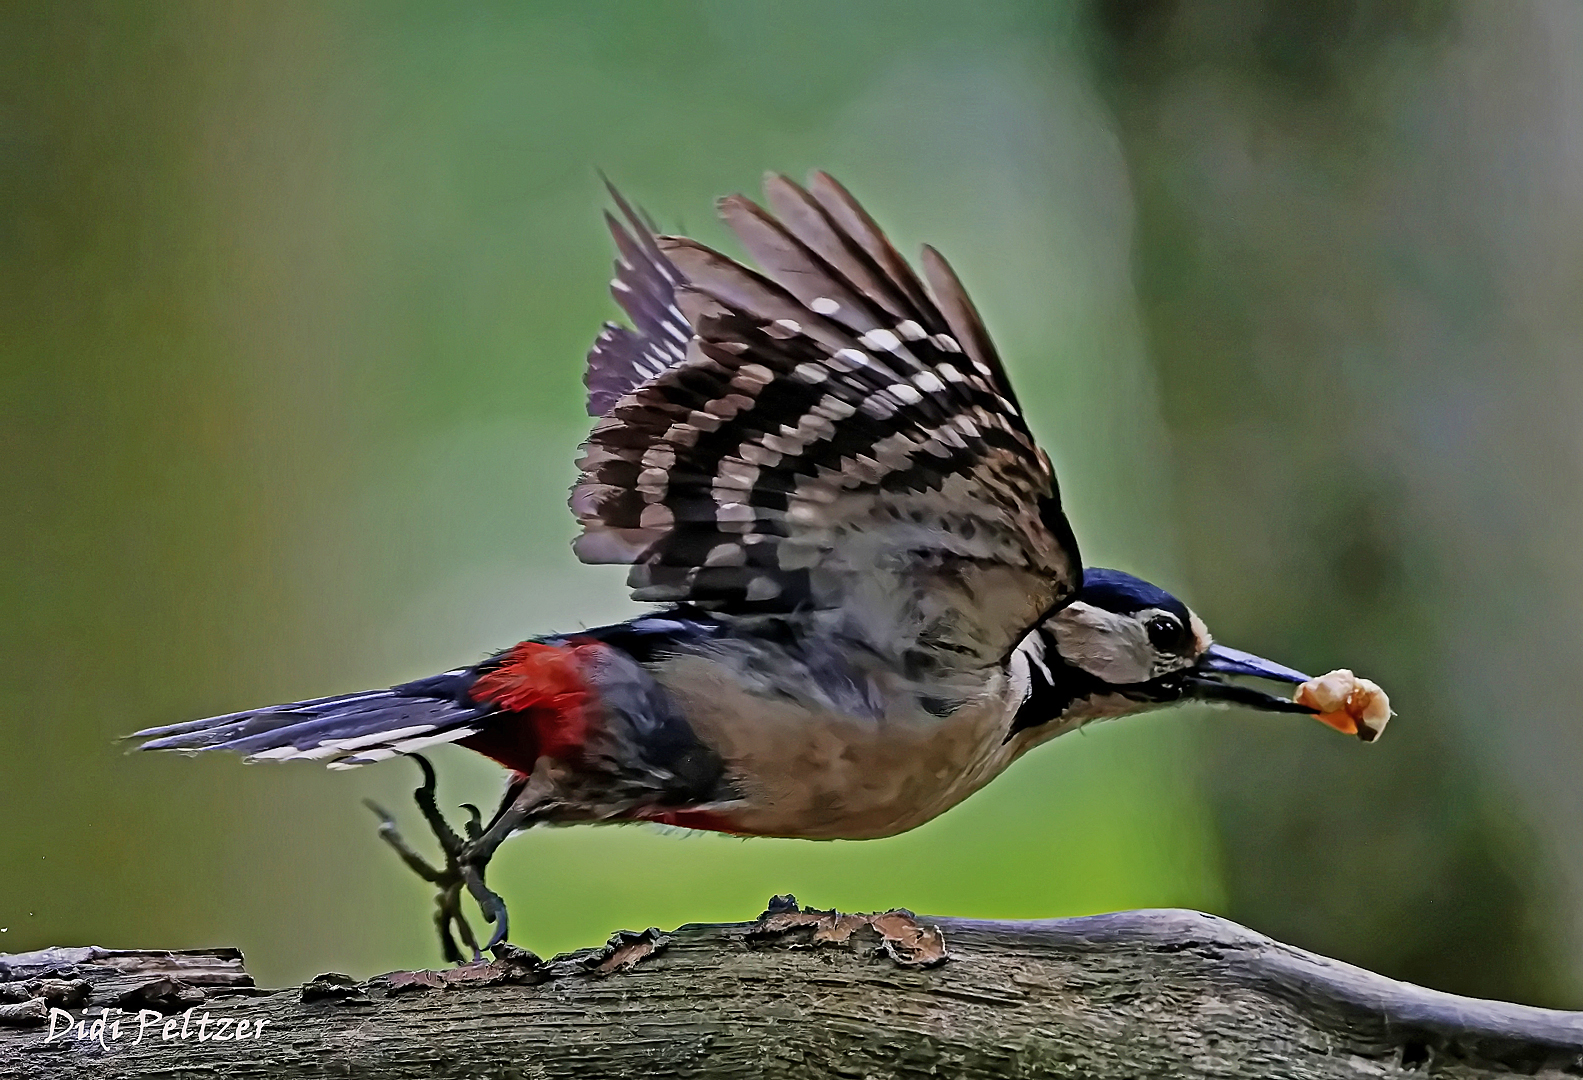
[[132, 172, 1352, 962]]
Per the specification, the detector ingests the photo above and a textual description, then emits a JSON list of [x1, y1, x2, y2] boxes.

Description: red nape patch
[[462, 641, 600, 770]]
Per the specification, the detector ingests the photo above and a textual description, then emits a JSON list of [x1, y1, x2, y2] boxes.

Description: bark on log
[[3, 901, 1581, 1079]]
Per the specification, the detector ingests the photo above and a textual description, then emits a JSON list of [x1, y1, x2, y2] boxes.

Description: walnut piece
[[1293, 669, 1391, 743]]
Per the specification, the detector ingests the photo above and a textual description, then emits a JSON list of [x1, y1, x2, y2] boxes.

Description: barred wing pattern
[[584, 182, 692, 417], [573, 173, 1080, 666]]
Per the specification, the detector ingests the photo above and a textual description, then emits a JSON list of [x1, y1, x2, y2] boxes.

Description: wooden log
[[3, 901, 1581, 1079]]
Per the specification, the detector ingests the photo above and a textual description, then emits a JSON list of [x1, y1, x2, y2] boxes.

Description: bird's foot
[[364, 754, 511, 965]]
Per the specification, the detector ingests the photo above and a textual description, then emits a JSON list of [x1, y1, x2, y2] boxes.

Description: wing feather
[[761, 174, 932, 327], [573, 174, 1081, 666], [584, 181, 692, 417], [806, 171, 939, 331], [920, 244, 1023, 413]]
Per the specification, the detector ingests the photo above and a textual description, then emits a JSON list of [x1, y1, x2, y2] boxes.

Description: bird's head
[[1007, 568, 1319, 738]]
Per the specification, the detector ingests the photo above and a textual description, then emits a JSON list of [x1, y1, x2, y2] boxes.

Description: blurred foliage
[[2, 0, 1577, 1006], [1086, 0, 1580, 1006]]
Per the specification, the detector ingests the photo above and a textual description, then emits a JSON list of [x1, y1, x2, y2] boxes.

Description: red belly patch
[[460, 640, 599, 771], [636, 808, 743, 835]]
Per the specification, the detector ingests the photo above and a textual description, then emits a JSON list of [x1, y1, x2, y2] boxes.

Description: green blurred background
[[4, 0, 1582, 1006]]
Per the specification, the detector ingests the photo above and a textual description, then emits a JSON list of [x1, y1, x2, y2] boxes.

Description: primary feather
[[584, 180, 693, 417]]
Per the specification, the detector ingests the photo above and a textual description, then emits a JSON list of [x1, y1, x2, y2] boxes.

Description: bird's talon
[[435, 915, 463, 966], [460, 803, 483, 840], [408, 754, 467, 859], [363, 799, 395, 828], [369, 757, 513, 961]]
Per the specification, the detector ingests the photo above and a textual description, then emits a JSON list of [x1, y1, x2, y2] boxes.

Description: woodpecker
[[132, 172, 1361, 962]]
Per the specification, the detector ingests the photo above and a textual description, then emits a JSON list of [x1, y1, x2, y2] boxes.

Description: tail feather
[[129, 622, 702, 772], [126, 690, 392, 742], [130, 673, 489, 769]]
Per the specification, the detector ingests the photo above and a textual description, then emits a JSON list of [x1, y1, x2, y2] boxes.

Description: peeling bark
[[3, 903, 1582, 1079]]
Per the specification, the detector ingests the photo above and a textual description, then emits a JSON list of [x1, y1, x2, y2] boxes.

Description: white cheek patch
[[1006, 647, 1032, 708], [1050, 602, 1154, 685], [1006, 629, 1054, 707]]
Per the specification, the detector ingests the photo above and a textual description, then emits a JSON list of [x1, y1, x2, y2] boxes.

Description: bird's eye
[[1145, 614, 1183, 651]]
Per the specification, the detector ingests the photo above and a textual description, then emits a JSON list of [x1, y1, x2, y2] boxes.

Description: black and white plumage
[[585, 182, 693, 418], [130, 171, 1353, 960], [572, 172, 1079, 670]]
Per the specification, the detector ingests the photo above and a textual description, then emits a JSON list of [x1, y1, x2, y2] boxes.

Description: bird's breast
[[648, 653, 1022, 840]]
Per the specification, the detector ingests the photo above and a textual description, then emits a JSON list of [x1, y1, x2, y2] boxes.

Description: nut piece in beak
[[1294, 669, 1391, 742]]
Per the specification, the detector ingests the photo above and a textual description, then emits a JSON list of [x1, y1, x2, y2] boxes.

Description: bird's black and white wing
[[574, 173, 1081, 667], [584, 182, 692, 417]]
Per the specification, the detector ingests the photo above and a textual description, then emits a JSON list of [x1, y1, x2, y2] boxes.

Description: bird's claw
[[366, 755, 510, 963], [460, 860, 510, 949], [460, 803, 484, 841]]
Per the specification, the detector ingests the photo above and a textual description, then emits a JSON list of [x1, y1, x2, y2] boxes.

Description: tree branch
[[4, 901, 1581, 1078]]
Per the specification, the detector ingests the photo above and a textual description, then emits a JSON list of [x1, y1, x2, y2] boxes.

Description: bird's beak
[[1184, 643, 1316, 716], [1199, 643, 1310, 684]]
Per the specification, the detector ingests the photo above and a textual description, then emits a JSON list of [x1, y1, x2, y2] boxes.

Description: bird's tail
[[128, 670, 489, 771]]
